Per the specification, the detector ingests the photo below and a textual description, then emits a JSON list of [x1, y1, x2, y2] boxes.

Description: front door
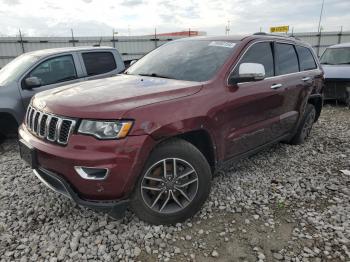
[[19, 54, 82, 109]]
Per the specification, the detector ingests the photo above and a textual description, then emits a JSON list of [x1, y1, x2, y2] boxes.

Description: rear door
[[222, 41, 286, 158], [79, 51, 122, 81], [269, 42, 302, 135]]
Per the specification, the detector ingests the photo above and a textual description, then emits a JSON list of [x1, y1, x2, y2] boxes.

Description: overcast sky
[[0, 0, 349, 37]]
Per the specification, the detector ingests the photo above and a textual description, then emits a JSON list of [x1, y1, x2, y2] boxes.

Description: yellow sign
[[270, 26, 289, 33]]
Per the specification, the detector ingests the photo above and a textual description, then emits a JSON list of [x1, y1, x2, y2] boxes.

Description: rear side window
[[296, 46, 317, 71], [275, 43, 299, 75], [233, 42, 274, 77], [82, 52, 116, 76]]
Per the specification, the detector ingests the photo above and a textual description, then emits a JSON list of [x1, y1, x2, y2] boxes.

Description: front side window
[[276, 43, 299, 75], [82, 52, 117, 76], [0, 54, 39, 85], [320, 47, 350, 65], [296, 46, 317, 71], [28, 55, 77, 86], [232, 42, 274, 77], [126, 40, 237, 82]]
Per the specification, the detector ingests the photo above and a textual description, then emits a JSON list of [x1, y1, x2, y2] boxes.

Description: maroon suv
[[19, 34, 323, 224]]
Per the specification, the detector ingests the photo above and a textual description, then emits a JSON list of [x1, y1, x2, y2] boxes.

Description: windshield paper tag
[[209, 41, 235, 48]]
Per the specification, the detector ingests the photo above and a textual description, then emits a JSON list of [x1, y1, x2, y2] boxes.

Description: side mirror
[[24, 76, 42, 88], [229, 63, 266, 85], [130, 60, 138, 66]]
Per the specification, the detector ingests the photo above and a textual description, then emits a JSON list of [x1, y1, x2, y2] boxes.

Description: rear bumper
[[34, 167, 129, 218]]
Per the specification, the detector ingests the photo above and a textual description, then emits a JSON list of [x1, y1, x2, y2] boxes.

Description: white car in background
[[320, 43, 350, 107]]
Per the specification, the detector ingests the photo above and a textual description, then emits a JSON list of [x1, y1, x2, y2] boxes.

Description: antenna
[[317, 0, 325, 33]]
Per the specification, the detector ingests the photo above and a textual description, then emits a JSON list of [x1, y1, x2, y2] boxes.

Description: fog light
[[74, 166, 109, 180]]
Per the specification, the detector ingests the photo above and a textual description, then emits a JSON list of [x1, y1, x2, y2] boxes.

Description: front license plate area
[[19, 139, 38, 169]]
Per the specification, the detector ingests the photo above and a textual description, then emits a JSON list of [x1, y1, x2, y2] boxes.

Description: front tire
[[289, 104, 316, 145], [130, 139, 212, 225]]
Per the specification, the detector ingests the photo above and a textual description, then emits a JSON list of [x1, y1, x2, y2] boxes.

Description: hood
[[33, 74, 202, 119], [322, 64, 350, 80]]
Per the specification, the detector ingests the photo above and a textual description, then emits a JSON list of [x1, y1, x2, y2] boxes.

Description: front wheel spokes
[[176, 169, 195, 180], [141, 185, 163, 191], [143, 175, 163, 182], [159, 191, 171, 212], [174, 186, 191, 202], [151, 190, 165, 208], [141, 158, 199, 214], [176, 178, 198, 188], [171, 190, 183, 208]]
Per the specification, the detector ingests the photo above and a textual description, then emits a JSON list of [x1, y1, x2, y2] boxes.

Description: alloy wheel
[[141, 158, 199, 214]]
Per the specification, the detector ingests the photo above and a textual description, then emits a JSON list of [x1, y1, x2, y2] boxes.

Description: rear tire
[[130, 138, 212, 225], [289, 104, 316, 145]]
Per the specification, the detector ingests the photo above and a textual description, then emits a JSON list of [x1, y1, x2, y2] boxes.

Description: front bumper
[[19, 124, 156, 200], [34, 167, 129, 218]]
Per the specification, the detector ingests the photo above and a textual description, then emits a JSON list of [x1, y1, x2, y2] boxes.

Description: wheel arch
[[0, 112, 19, 135], [307, 94, 323, 122]]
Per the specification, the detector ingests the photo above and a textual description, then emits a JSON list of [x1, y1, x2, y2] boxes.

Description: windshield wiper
[[138, 73, 171, 79]]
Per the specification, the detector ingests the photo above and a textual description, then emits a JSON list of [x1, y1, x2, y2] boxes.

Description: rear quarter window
[[82, 52, 116, 76], [296, 46, 317, 71]]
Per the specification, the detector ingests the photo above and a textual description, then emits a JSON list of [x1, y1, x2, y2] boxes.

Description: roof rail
[[253, 32, 300, 40]]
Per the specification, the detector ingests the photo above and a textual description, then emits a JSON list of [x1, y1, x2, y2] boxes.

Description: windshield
[[126, 40, 237, 82], [320, 47, 350, 65], [0, 54, 39, 85]]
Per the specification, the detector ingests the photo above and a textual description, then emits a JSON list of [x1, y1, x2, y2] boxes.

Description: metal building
[[1, 31, 350, 69]]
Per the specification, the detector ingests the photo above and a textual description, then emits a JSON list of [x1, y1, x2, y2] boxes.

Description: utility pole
[[112, 29, 115, 48], [225, 20, 231, 36], [338, 26, 343, 44], [71, 29, 75, 47], [18, 29, 25, 53], [154, 28, 157, 48]]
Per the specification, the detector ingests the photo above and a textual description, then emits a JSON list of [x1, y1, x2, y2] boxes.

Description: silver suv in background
[[320, 43, 350, 107], [0, 46, 125, 137]]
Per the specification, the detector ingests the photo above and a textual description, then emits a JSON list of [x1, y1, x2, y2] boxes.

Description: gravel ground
[[0, 105, 349, 262]]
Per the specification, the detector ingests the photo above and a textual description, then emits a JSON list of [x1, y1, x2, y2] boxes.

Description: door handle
[[271, 83, 283, 89], [302, 77, 311, 81]]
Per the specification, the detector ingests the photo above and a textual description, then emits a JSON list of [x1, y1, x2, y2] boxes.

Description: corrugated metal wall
[[0, 35, 183, 68], [1, 31, 350, 69], [293, 31, 350, 56]]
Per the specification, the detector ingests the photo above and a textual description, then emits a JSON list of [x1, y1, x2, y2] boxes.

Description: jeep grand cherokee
[[19, 34, 324, 225]]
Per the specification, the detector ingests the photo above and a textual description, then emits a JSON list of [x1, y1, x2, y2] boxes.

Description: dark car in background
[[0, 46, 125, 138], [320, 43, 350, 107], [19, 34, 323, 224]]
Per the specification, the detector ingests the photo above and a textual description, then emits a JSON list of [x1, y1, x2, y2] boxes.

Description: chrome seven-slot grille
[[25, 105, 76, 145]]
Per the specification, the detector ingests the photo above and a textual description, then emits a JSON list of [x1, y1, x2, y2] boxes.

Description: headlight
[[78, 120, 133, 139]]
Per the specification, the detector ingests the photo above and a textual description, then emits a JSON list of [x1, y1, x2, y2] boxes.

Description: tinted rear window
[[296, 46, 317, 71], [276, 43, 299, 75], [82, 52, 116, 76]]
